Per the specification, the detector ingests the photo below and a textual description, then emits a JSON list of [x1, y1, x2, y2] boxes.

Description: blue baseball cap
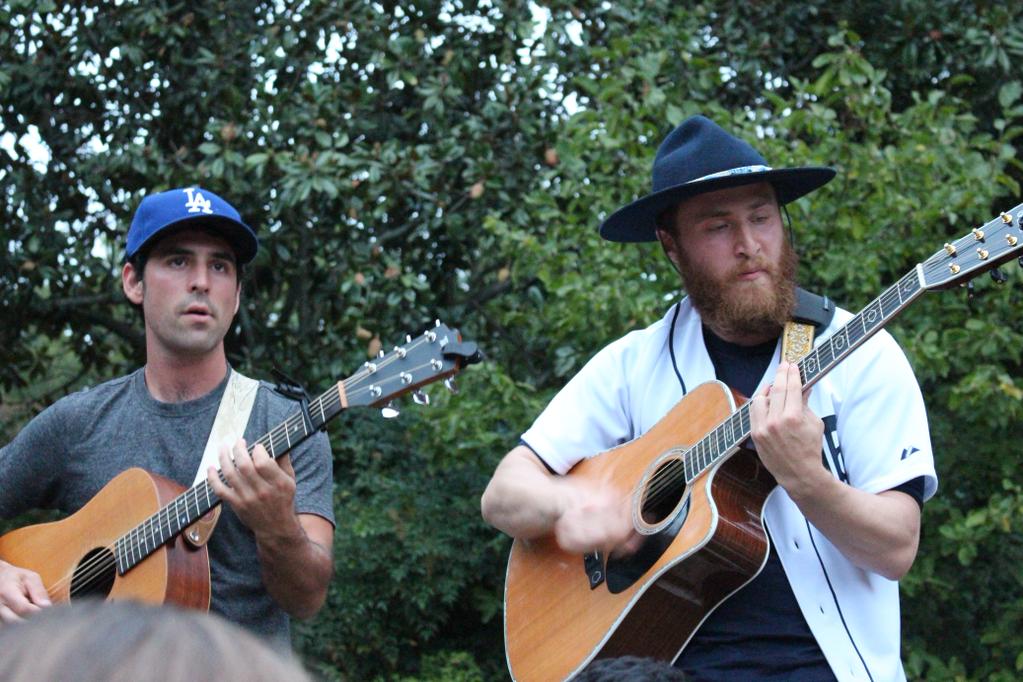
[[125, 187, 259, 264]]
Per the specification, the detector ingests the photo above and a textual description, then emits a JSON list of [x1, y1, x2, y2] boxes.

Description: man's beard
[[677, 241, 798, 342]]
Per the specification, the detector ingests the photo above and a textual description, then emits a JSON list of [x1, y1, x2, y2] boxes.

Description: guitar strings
[[45, 342, 447, 600], [641, 267, 923, 512], [633, 275, 916, 517], [50, 362, 423, 599], [637, 279, 903, 512], [49, 372, 381, 599]]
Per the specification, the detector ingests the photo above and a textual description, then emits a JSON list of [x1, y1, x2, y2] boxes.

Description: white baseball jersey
[[522, 297, 937, 682]]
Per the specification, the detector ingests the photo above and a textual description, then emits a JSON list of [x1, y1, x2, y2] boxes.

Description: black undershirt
[[675, 326, 924, 681]]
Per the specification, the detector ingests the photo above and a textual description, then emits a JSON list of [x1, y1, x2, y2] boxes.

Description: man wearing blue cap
[[0, 187, 334, 646], [482, 117, 936, 680]]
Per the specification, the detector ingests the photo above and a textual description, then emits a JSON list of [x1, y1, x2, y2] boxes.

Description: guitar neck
[[110, 321, 480, 575], [682, 268, 925, 483], [114, 381, 347, 574]]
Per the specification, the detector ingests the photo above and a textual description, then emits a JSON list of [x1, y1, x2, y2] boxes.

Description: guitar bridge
[[583, 551, 606, 589]]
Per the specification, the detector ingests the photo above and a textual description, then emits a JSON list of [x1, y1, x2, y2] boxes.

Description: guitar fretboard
[[108, 323, 467, 575], [114, 384, 345, 574], [681, 268, 924, 483]]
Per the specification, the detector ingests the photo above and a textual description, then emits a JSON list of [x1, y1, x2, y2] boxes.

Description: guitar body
[[504, 381, 777, 681], [0, 468, 210, 610]]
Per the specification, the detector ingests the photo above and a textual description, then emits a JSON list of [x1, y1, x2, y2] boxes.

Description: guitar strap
[[782, 288, 835, 362], [184, 369, 260, 548]]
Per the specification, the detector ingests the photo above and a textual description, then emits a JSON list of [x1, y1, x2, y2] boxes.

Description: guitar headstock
[[345, 321, 483, 410], [920, 202, 1023, 290]]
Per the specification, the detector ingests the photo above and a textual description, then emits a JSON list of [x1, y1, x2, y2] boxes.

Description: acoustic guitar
[[0, 322, 481, 610], [503, 206, 1023, 681]]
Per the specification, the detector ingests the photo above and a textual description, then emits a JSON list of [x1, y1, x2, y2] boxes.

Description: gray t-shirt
[[0, 367, 335, 645]]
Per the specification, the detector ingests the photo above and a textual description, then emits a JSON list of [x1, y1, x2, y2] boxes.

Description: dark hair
[[655, 204, 681, 237], [0, 599, 311, 682], [126, 249, 150, 280], [574, 656, 687, 681]]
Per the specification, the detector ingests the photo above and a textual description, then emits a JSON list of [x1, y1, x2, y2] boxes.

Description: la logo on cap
[[183, 187, 213, 215]]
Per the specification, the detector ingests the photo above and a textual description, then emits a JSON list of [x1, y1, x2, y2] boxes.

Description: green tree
[[2, 1, 1022, 679]]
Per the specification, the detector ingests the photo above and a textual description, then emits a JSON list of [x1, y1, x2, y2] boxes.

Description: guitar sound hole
[[70, 548, 116, 600], [640, 458, 686, 526], [606, 494, 690, 594]]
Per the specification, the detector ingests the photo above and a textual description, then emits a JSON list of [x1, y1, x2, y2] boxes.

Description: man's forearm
[[255, 515, 333, 620], [481, 446, 564, 539], [788, 474, 921, 580]]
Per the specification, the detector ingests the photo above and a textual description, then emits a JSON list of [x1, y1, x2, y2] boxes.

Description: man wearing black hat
[[482, 117, 936, 680], [0, 187, 335, 645]]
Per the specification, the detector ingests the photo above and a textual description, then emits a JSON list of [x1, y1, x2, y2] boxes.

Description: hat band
[[686, 164, 773, 185]]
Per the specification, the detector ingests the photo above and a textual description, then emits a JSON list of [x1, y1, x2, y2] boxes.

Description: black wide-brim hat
[[600, 115, 836, 242]]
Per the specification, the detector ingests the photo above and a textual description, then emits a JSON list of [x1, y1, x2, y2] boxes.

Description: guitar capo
[[271, 367, 326, 434]]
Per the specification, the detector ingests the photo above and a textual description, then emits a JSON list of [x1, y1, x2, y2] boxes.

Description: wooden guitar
[[0, 322, 481, 610], [503, 206, 1023, 681]]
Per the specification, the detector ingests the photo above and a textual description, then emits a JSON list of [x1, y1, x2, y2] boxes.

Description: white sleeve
[[521, 339, 637, 475], [828, 330, 937, 500]]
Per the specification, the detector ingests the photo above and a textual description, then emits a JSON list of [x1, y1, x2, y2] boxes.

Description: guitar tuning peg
[[991, 267, 1009, 284], [435, 319, 441, 327], [444, 377, 458, 394], [963, 280, 976, 307], [380, 401, 400, 419], [377, 349, 386, 358], [412, 390, 430, 406], [406, 334, 412, 343]]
